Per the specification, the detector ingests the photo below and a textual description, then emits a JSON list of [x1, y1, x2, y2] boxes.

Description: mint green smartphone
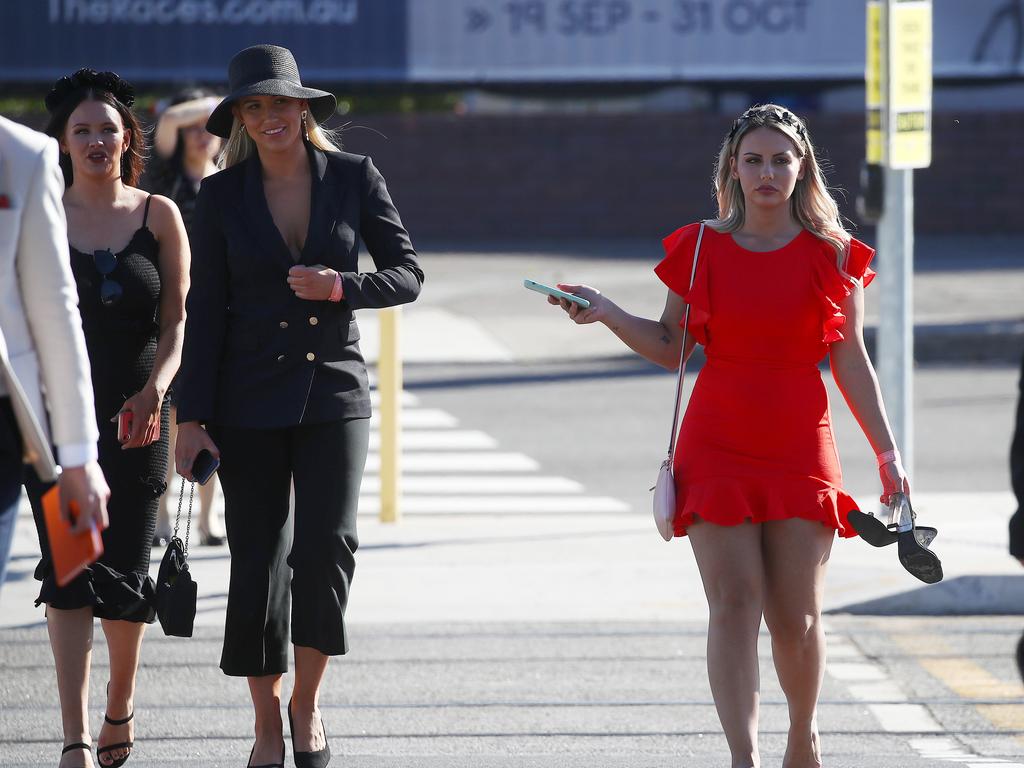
[[523, 279, 591, 309]]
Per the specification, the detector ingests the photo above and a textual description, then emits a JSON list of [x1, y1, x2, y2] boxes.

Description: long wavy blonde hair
[[710, 104, 852, 273], [219, 111, 341, 169]]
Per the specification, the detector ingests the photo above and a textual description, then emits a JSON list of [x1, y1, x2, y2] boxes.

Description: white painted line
[[364, 453, 540, 473], [369, 390, 419, 407], [826, 643, 860, 659], [868, 704, 944, 733], [368, 430, 498, 450], [368, 409, 458, 428], [359, 307, 514, 363], [828, 663, 889, 681], [847, 681, 909, 703], [360, 476, 585, 494], [908, 738, 974, 758], [358, 495, 630, 514]]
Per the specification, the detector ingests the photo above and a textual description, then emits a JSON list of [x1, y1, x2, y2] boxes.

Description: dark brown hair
[[44, 75, 145, 188]]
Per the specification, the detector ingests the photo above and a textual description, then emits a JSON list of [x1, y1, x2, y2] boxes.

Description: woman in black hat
[[174, 45, 423, 768]]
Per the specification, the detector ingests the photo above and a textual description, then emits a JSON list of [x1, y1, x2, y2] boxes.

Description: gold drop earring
[[301, 111, 309, 141]]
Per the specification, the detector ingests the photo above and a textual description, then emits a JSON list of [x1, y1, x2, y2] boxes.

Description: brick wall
[[11, 108, 1018, 238], [341, 110, 1022, 239]]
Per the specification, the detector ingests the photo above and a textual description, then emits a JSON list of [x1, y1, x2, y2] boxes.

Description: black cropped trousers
[[209, 416, 370, 677]]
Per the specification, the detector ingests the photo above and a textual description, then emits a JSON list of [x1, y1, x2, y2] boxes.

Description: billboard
[[1, 0, 407, 83], [409, 0, 1024, 82], [1, 0, 1021, 84]]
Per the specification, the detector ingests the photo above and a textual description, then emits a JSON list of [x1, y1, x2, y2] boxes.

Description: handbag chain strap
[[665, 221, 706, 459], [173, 479, 195, 558]]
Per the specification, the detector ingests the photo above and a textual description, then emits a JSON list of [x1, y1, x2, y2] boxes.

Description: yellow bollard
[[378, 307, 402, 523]]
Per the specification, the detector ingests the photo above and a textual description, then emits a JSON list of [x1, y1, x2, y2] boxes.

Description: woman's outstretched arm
[[550, 283, 696, 370], [829, 279, 909, 500]]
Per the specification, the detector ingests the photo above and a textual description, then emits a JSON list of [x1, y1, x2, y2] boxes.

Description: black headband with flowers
[[728, 106, 807, 143], [45, 68, 136, 114]]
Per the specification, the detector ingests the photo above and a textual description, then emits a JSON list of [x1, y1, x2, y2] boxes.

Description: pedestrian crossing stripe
[[826, 631, 1024, 763], [11, 390, 629, 532], [357, 495, 629, 514], [364, 452, 540, 473], [368, 430, 498, 450]]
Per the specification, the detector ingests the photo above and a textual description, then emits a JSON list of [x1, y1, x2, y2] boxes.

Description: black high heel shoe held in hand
[[848, 492, 943, 584], [288, 699, 331, 768]]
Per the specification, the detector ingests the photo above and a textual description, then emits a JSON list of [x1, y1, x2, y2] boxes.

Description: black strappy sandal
[[848, 492, 943, 584], [96, 710, 134, 767], [61, 742, 92, 767]]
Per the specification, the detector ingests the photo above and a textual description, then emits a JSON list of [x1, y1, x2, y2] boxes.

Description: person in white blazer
[[0, 114, 111, 758]]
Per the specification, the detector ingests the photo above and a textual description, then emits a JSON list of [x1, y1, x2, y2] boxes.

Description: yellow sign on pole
[[887, 0, 932, 169], [865, 0, 884, 164]]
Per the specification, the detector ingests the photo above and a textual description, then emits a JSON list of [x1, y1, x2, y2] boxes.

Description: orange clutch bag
[[42, 485, 104, 587]]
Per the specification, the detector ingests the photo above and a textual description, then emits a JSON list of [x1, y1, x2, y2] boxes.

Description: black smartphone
[[191, 449, 220, 485]]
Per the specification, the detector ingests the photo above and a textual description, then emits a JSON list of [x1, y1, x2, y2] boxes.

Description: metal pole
[[876, 166, 914, 479], [378, 307, 402, 523]]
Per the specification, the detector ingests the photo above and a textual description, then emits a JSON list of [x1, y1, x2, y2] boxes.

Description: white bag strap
[[665, 221, 706, 459]]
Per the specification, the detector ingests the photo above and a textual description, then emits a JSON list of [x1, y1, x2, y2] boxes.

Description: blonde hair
[[709, 104, 853, 274], [219, 113, 342, 169]]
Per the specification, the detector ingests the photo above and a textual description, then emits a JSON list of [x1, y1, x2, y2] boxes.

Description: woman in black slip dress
[[30, 69, 189, 768]]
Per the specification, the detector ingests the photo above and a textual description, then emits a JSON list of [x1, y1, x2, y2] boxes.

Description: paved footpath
[[2, 616, 1023, 767], [1, 237, 1023, 766], [3, 469, 1023, 766]]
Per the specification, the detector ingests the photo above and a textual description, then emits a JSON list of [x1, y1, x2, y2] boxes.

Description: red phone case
[[117, 410, 133, 442]]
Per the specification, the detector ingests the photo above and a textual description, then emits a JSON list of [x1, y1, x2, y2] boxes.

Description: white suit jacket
[[0, 115, 97, 481]]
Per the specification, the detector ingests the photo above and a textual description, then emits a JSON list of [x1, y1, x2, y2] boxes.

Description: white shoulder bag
[[652, 221, 706, 541]]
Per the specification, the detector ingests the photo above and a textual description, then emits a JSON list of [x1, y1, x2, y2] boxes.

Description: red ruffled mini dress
[[654, 223, 876, 538]]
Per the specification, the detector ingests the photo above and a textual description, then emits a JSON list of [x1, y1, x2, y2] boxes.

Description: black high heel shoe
[[61, 742, 91, 767], [246, 742, 285, 768], [288, 699, 331, 768]]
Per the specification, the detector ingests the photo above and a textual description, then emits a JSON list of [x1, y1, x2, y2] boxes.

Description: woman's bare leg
[[762, 518, 835, 768], [47, 607, 95, 767], [248, 674, 284, 765], [290, 645, 329, 752], [96, 619, 145, 766], [687, 519, 766, 768], [196, 474, 223, 540]]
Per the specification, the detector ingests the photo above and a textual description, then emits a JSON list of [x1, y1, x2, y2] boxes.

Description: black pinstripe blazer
[[176, 144, 423, 428]]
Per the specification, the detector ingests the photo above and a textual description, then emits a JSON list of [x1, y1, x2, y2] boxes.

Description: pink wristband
[[876, 449, 900, 467], [328, 272, 343, 302]]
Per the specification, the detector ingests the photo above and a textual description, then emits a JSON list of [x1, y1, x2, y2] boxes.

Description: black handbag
[[156, 480, 198, 637]]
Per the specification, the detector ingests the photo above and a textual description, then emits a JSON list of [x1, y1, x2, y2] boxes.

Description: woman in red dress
[[549, 104, 910, 768]]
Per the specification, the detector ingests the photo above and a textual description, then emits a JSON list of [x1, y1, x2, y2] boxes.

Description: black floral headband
[[45, 68, 136, 114], [728, 107, 807, 142]]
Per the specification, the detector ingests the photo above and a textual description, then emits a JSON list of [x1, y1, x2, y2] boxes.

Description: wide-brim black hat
[[207, 44, 336, 138]]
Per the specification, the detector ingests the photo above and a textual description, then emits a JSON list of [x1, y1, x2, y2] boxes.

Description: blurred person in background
[[174, 44, 423, 768], [32, 68, 189, 768], [547, 104, 912, 768], [1009, 349, 1024, 681], [0, 114, 109, 619], [142, 87, 225, 548]]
